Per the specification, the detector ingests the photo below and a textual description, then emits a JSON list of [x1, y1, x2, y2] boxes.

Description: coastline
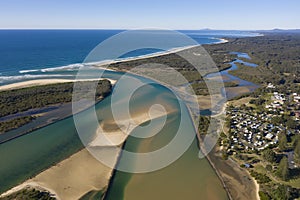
[[0, 37, 250, 200], [0, 78, 117, 91], [0, 37, 229, 87], [0, 96, 172, 199]]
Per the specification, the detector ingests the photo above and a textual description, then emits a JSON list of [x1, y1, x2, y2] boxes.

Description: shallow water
[[0, 70, 228, 199]]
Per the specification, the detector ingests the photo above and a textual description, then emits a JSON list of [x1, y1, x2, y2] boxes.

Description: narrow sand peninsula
[[89, 106, 170, 147], [0, 78, 117, 91], [0, 149, 112, 200], [0, 182, 59, 199], [1, 105, 172, 200]]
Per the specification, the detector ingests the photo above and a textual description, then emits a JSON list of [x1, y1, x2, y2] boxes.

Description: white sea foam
[[19, 69, 39, 73], [40, 63, 85, 72], [19, 63, 85, 74], [211, 37, 229, 44], [16, 45, 197, 76]]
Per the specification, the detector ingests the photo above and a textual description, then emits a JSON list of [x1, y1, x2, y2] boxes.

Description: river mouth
[[0, 69, 228, 199], [105, 52, 259, 200], [0, 51, 257, 199]]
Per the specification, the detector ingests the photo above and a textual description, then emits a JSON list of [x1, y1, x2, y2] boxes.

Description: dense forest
[[0, 80, 112, 133], [0, 80, 112, 118], [107, 32, 300, 96], [204, 32, 300, 86]]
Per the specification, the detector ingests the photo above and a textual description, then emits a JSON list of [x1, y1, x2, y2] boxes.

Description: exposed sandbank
[[0, 104, 174, 199]]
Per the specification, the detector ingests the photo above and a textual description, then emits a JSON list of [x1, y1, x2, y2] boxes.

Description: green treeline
[[0, 116, 35, 133], [0, 80, 112, 133], [0, 188, 55, 200], [0, 80, 112, 118]]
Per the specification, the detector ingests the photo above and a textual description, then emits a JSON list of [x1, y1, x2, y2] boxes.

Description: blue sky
[[0, 0, 299, 30]]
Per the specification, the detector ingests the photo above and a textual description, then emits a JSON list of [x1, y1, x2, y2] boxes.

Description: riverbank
[[206, 144, 259, 200], [0, 38, 253, 200], [0, 95, 173, 199], [0, 149, 111, 200], [96, 44, 257, 200], [0, 78, 115, 144]]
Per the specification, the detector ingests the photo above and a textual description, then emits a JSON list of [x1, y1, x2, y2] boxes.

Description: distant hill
[[258, 29, 300, 33]]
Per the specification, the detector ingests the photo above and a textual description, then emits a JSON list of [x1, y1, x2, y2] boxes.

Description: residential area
[[219, 84, 300, 199]]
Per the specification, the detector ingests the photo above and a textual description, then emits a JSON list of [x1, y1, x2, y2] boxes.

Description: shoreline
[[0, 78, 117, 91], [93, 39, 229, 69], [197, 98, 259, 200], [205, 144, 259, 200], [0, 37, 229, 87], [0, 181, 61, 200], [0, 78, 117, 144], [0, 37, 255, 200], [0, 100, 171, 199]]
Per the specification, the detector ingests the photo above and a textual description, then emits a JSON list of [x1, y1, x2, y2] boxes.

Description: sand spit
[[0, 78, 116, 91], [0, 105, 173, 200]]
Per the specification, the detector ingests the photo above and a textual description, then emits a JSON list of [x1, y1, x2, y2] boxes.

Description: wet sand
[[206, 145, 259, 200], [0, 41, 255, 200], [0, 102, 173, 199], [0, 149, 112, 200]]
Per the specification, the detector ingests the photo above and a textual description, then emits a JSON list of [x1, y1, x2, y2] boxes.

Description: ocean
[[0, 30, 259, 85], [0, 30, 260, 197]]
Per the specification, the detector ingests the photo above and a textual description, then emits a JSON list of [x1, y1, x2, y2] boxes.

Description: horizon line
[[0, 28, 299, 31]]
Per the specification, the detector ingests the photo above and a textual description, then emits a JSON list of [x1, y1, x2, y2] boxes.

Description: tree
[[198, 116, 210, 135], [295, 140, 300, 163], [276, 157, 289, 181], [271, 116, 284, 125], [278, 132, 288, 151], [286, 118, 297, 129], [266, 164, 273, 171], [263, 149, 276, 163], [271, 184, 295, 200], [259, 191, 271, 200]]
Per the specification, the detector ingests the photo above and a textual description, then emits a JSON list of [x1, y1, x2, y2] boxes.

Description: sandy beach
[[0, 38, 248, 200], [0, 149, 113, 200], [93, 44, 200, 69], [0, 99, 174, 199], [0, 78, 117, 91], [89, 105, 172, 147]]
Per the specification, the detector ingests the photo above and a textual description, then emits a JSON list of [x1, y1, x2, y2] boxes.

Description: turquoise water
[[0, 114, 83, 193], [0, 30, 260, 197], [0, 70, 228, 199], [0, 30, 260, 85], [104, 105, 228, 200], [0, 70, 119, 193]]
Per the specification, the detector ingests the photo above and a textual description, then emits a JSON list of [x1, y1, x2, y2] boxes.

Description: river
[[0, 51, 258, 199]]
